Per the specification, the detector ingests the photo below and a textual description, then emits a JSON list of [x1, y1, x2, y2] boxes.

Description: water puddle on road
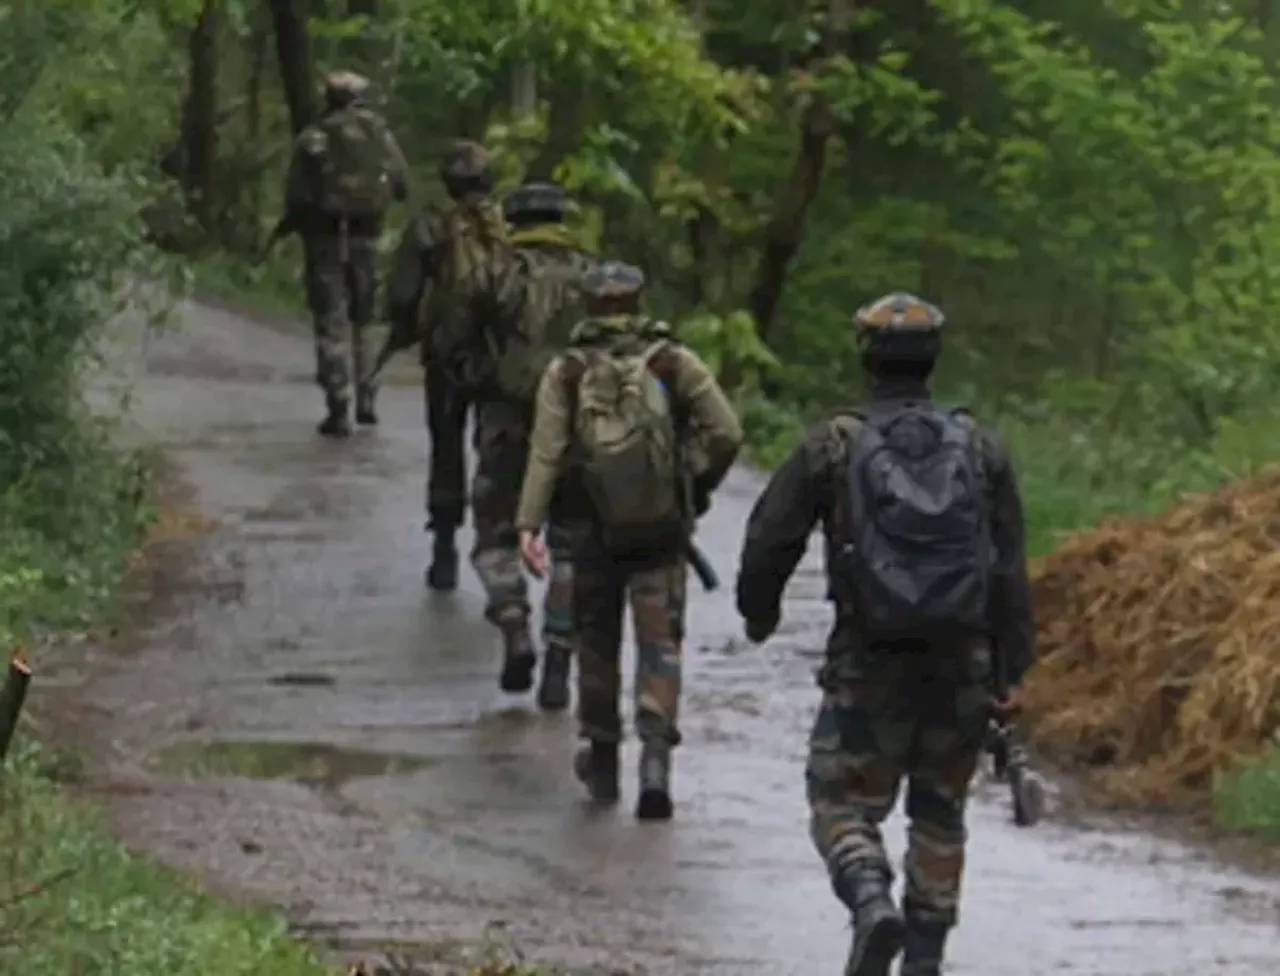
[[151, 739, 432, 789]]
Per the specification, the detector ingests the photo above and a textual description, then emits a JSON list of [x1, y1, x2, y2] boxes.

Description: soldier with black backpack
[[515, 262, 743, 821], [383, 140, 510, 591], [463, 181, 597, 705], [280, 70, 409, 437], [734, 293, 1035, 976]]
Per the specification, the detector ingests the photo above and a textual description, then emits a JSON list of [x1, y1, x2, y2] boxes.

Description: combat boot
[[318, 396, 352, 438], [835, 867, 905, 976], [573, 740, 620, 804], [355, 386, 378, 426], [536, 640, 571, 711], [425, 529, 458, 591], [636, 742, 673, 821], [498, 618, 536, 693], [900, 912, 948, 976]]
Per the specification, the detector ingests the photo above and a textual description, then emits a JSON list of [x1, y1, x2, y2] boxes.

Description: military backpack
[[563, 331, 685, 553], [836, 402, 996, 643], [487, 247, 594, 402], [422, 199, 512, 393], [295, 106, 398, 217]]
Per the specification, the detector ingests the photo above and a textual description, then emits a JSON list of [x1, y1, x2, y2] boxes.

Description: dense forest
[[11, 0, 1280, 548]]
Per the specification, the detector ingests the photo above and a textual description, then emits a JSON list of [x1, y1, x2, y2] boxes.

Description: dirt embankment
[[1026, 467, 1280, 804]]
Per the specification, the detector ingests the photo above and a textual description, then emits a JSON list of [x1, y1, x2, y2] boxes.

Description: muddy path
[[39, 299, 1280, 973]]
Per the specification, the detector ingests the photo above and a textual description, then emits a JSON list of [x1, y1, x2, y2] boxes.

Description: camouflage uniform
[[282, 71, 409, 436], [471, 187, 596, 708], [517, 263, 743, 820], [735, 293, 1036, 976], [384, 141, 498, 590]]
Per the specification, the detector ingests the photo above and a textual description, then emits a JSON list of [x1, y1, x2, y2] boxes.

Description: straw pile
[[1024, 466, 1280, 804]]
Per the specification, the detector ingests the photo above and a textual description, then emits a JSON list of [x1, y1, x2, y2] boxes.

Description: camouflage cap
[[504, 181, 568, 221], [323, 70, 371, 100], [854, 292, 945, 331], [439, 140, 491, 183], [581, 261, 645, 300]]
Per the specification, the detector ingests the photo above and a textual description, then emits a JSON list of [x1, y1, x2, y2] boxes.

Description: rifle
[[686, 539, 719, 592], [987, 654, 1046, 827]]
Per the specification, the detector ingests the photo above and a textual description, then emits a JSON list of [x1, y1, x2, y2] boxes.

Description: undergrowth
[[0, 106, 334, 976]]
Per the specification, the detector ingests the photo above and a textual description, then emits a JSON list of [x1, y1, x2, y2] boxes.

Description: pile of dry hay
[[1024, 466, 1280, 804]]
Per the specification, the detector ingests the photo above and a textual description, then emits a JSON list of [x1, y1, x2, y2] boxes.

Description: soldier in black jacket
[[735, 293, 1035, 976]]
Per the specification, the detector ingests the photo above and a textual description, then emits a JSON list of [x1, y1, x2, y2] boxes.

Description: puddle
[[152, 739, 432, 788]]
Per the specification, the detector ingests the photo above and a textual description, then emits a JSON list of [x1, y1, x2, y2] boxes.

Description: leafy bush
[[0, 107, 160, 638]]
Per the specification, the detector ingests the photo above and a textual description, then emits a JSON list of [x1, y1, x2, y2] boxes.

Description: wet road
[[44, 299, 1280, 973]]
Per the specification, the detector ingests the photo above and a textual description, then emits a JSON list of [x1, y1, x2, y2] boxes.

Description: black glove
[[744, 611, 779, 645]]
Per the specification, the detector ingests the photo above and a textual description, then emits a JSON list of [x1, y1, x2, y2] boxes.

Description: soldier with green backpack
[[383, 140, 511, 590], [465, 181, 597, 705], [280, 70, 409, 437], [515, 262, 743, 820]]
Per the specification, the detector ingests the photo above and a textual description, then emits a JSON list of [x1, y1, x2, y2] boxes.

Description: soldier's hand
[[991, 684, 1024, 719], [519, 529, 548, 579], [744, 612, 778, 645]]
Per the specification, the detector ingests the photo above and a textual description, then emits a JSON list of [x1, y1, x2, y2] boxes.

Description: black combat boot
[[425, 528, 458, 591], [900, 911, 948, 976], [636, 742, 673, 821], [536, 640, 571, 711], [355, 385, 378, 426], [318, 396, 352, 438], [834, 867, 906, 976], [573, 740, 620, 804], [498, 618, 536, 693]]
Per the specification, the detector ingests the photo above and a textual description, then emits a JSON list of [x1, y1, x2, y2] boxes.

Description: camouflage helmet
[[853, 291, 945, 368], [580, 261, 645, 301], [504, 181, 568, 223], [853, 292, 945, 332], [439, 140, 492, 186], [323, 70, 371, 108]]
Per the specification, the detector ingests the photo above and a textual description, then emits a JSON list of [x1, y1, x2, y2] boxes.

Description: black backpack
[[837, 402, 995, 642]]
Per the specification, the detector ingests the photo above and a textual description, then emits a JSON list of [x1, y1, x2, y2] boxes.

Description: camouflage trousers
[[806, 643, 992, 928], [573, 541, 686, 747], [303, 233, 380, 403], [471, 400, 573, 647], [424, 359, 473, 530]]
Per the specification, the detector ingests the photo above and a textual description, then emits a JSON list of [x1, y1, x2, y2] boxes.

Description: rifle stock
[[686, 540, 719, 592], [988, 652, 1046, 827]]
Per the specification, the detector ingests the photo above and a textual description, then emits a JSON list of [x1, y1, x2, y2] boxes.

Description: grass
[[1213, 747, 1280, 843], [1, 742, 328, 975]]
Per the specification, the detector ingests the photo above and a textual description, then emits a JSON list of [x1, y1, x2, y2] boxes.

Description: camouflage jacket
[[515, 315, 744, 533], [281, 106, 409, 235], [735, 379, 1036, 684]]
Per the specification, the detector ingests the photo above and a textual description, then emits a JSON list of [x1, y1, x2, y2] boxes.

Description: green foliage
[[1213, 745, 1280, 840], [0, 11, 336, 974], [0, 744, 328, 975]]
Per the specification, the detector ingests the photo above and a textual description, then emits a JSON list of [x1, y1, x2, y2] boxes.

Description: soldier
[[280, 70, 409, 437], [384, 140, 509, 590], [515, 262, 743, 821], [467, 181, 597, 705], [734, 293, 1035, 976]]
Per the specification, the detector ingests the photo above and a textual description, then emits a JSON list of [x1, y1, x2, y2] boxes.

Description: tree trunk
[[525, 82, 585, 182], [747, 0, 854, 342], [267, 0, 316, 134], [245, 4, 270, 249], [179, 0, 220, 231]]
